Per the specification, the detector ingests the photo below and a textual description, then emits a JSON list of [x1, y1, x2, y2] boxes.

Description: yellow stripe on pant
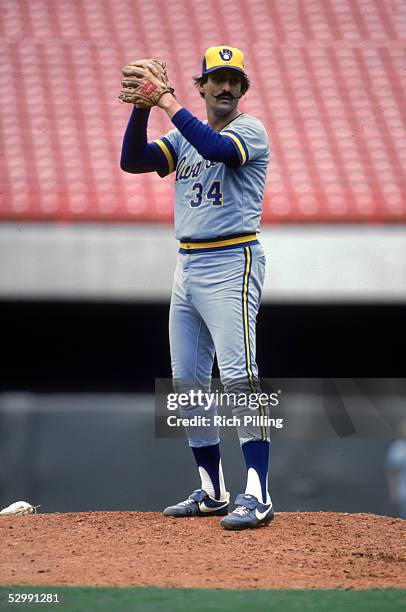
[[242, 246, 267, 442]]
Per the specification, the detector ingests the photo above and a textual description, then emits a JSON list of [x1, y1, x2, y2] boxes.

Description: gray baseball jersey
[[154, 113, 270, 241]]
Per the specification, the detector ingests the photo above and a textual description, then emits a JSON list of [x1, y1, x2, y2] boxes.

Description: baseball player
[[120, 46, 274, 530], [386, 420, 406, 519]]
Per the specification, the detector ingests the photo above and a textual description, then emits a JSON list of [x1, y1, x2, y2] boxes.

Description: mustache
[[215, 93, 238, 100]]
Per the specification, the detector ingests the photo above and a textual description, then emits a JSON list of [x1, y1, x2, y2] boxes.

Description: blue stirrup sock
[[242, 440, 271, 505], [192, 443, 227, 501]]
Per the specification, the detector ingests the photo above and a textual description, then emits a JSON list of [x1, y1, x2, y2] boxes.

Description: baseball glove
[[119, 59, 175, 108], [0, 500, 40, 515]]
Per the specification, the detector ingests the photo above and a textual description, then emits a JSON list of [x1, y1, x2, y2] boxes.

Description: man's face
[[200, 69, 243, 117]]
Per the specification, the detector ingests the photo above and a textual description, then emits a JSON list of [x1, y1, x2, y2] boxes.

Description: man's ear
[[199, 85, 205, 97]]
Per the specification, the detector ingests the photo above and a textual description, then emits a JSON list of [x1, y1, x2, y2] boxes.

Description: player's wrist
[[157, 92, 175, 108], [158, 93, 181, 116]]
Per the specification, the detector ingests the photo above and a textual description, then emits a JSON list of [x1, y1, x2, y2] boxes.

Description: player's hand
[[143, 63, 177, 110], [119, 59, 175, 108], [146, 61, 169, 84]]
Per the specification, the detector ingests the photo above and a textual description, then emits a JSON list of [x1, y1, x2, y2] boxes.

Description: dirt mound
[[0, 511, 405, 589]]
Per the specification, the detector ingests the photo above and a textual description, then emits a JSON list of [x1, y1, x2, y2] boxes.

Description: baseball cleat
[[163, 489, 230, 517], [220, 493, 275, 530]]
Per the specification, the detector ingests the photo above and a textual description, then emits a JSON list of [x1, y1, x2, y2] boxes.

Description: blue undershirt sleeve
[[120, 107, 167, 175], [171, 108, 240, 168]]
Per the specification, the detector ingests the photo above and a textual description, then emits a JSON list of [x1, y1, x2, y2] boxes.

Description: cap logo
[[219, 48, 233, 61]]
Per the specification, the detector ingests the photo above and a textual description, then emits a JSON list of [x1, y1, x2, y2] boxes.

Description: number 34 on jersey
[[190, 180, 223, 208]]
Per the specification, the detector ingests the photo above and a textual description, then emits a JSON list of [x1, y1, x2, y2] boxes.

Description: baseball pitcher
[[120, 46, 274, 530]]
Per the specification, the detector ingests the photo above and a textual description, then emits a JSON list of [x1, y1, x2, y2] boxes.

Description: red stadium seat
[[0, 0, 405, 222]]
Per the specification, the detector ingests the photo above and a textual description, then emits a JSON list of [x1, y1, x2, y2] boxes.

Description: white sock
[[198, 460, 227, 501], [245, 467, 272, 505]]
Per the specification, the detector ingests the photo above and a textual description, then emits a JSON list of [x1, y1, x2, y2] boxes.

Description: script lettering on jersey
[[176, 156, 218, 182]]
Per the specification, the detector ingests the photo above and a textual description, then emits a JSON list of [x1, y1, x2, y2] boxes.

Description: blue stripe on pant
[[169, 243, 268, 447]]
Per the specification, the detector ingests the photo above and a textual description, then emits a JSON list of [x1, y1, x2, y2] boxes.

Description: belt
[[179, 233, 258, 254]]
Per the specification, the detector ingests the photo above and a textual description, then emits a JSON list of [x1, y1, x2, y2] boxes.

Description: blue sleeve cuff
[[171, 108, 190, 126]]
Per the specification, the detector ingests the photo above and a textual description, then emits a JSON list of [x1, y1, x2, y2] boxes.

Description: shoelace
[[233, 505, 251, 516], [180, 498, 195, 506]]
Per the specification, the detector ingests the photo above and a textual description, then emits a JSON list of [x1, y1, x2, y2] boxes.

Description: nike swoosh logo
[[255, 507, 272, 521], [199, 501, 228, 513]]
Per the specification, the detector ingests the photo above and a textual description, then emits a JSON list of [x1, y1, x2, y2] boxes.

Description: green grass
[[0, 586, 405, 611]]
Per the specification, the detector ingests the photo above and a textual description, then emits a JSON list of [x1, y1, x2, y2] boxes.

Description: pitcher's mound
[[1, 511, 405, 589]]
